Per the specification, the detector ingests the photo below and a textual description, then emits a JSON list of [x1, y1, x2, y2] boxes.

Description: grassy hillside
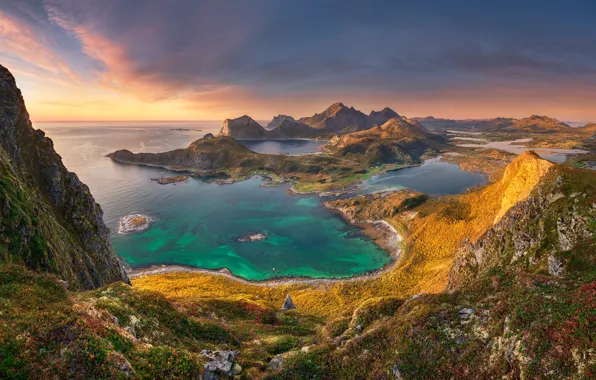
[[2, 153, 594, 378]]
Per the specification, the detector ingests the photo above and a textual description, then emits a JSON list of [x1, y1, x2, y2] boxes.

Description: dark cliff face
[[0, 65, 129, 290]]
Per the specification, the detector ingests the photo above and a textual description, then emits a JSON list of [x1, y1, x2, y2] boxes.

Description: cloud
[[2, 0, 596, 120], [0, 11, 79, 82]]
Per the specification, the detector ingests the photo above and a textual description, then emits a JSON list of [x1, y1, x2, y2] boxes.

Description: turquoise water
[[37, 122, 487, 280], [36, 122, 391, 280]]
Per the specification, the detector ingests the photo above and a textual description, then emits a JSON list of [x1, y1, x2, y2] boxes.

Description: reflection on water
[[239, 139, 326, 155], [358, 157, 487, 196]]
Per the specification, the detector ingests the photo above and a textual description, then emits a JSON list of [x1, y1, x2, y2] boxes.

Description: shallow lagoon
[[359, 157, 487, 196]]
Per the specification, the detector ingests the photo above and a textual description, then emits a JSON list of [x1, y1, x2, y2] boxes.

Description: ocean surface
[[36, 121, 486, 280]]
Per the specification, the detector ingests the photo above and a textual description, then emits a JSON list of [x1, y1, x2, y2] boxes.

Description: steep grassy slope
[[0, 65, 128, 290], [272, 161, 596, 379], [0, 264, 323, 379]]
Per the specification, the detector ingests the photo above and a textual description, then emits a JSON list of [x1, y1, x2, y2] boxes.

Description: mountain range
[[415, 115, 595, 134], [218, 102, 406, 139]]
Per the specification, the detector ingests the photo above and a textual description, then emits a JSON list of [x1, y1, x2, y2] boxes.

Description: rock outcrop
[[282, 294, 296, 311], [219, 115, 269, 139], [449, 160, 595, 290], [368, 107, 400, 127], [266, 115, 296, 130], [0, 64, 129, 290]]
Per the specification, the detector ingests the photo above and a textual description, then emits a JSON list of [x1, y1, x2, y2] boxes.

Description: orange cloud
[[0, 12, 79, 83]]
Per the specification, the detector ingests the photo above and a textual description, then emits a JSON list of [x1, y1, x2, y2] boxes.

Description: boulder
[[201, 350, 239, 379], [282, 294, 296, 311]]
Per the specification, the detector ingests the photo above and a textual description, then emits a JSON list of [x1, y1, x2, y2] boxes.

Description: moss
[[265, 336, 300, 355]]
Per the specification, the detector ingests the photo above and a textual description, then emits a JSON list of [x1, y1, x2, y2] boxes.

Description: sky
[[1, 0, 596, 122]]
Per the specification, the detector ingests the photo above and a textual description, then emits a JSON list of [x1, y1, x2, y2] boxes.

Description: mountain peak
[[495, 150, 554, 224], [266, 114, 295, 130]]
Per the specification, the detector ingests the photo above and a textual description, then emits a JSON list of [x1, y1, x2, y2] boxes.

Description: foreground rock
[[119, 214, 154, 234], [282, 294, 296, 311], [200, 350, 240, 379]]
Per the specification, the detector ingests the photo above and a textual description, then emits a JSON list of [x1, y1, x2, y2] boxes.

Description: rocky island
[[236, 232, 267, 242], [118, 214, 154, 234], [151, 175, 189, 185]]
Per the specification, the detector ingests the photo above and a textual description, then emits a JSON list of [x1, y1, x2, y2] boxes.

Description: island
[[151, 175, 189, 185], [118, 214, 154, 234], [236, 233, 267, 242]]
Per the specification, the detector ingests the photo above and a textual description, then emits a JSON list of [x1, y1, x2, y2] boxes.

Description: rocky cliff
[[266, 114, 296, 130], [449, 163, 595, 289], [298, 102, 369, 132], [0, 65, 129, 290], [367, 107, 400, 127], [219, 115, 269, 139]]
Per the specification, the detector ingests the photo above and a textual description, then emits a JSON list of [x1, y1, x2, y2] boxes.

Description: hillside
[[1, 63, 595, 379], [416, 115, 573, 134], [6, 147, 594, 379], [107, 134, 267, 171], [0, 65, 128, 290], [325, 117, 448, 165]]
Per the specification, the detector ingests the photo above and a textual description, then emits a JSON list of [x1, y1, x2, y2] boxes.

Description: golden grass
[[132, 152, 554, 319]]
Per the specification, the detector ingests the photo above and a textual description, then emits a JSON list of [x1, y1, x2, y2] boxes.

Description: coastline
[[127, 215, 403, 286]]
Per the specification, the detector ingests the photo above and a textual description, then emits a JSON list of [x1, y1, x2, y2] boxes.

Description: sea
[[37, 121, 487, 280]]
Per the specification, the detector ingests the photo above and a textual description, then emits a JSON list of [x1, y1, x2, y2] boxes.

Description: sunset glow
[[2, 1, 596, 122]]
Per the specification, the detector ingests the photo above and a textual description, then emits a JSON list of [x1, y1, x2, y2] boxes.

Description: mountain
[[325, 117, 448, 165], [0, 65, 128, 290], [415, 115, 573, 133], [368, 107, 400, 127], [266, 114, 295, 130], [218, 115, 319, 139], [298, 102, 369, 132], [494, 115, 572, 133], [220, 104, 405, 139], [272, 119, 320, 138], [218, 115, 269, 139]]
